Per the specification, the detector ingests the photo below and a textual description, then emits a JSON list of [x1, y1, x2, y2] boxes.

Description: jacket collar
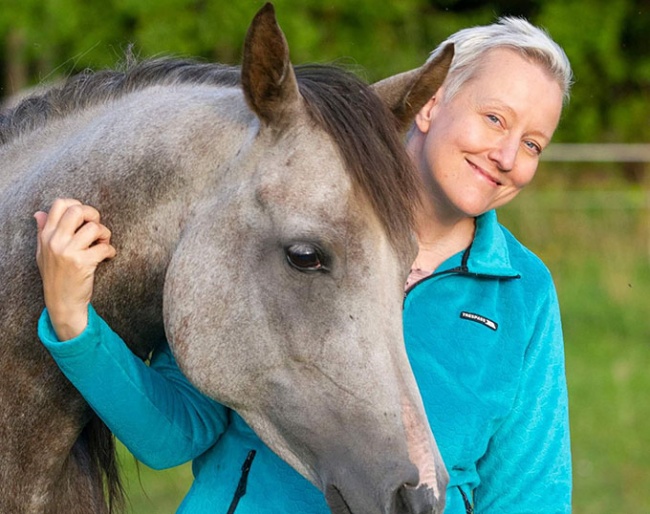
[[459, 210, 520, 278]]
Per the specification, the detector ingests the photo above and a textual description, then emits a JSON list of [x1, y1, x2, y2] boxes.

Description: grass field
[[501, 178, 650, 513], [117, 167, 650, 513]]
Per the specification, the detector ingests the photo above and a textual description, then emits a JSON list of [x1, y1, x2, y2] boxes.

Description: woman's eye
[[524, 140, 542, 154], [486, 114, 500, 125], [285, 244, 329, 273]]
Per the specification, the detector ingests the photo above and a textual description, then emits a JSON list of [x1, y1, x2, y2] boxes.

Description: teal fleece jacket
[[39, 210, 572, 513]]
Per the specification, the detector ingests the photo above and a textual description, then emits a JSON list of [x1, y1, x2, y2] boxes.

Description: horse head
[[164, 4, 452, 513]]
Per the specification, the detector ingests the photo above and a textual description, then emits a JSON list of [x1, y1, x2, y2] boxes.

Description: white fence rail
[[542, 143, 650, 163], [539, 143, 650, 259]]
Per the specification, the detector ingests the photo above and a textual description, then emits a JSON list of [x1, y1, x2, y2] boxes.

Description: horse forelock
[[294, 65, 419, 254]]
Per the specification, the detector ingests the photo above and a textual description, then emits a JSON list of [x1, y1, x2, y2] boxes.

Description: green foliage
[[117, 444, 192, 513], [537, 0, 650, 142], [1, 0, 647, 143]]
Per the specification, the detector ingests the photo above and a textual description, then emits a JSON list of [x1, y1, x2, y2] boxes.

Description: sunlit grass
[[501, 183, 650, 514], [117, 443, 191, 513]]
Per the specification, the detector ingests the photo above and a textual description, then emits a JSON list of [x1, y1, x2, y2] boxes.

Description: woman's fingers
[[36, 200, 112, 256], [55, 203, 103, 241], [35, 198, 116, 277], [40, 198, 84, 235], [85, 242, 117, 264], [74, 222, 117, 262], [34, 199, 116, 341], [70, 219, 115, 256], [34, 211, 48, 258]]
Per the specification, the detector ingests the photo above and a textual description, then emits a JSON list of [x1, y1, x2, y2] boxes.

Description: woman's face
[[412, 47, 564, 220]]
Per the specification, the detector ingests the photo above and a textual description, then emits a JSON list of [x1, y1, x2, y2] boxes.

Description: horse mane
[[1, 58, 418, 254], [0, 58, 241, 145]]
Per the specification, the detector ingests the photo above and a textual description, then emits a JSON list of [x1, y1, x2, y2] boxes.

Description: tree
[[1, 0, 648, 143]]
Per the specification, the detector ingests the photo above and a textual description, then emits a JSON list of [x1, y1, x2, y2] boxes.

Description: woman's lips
[[467, 159, 502, 186]]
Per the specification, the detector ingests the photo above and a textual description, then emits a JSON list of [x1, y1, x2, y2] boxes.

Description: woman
[[36, 17, 572, 514], [401, 18, 572, 513]]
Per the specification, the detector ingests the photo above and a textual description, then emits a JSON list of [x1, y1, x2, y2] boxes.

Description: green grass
[[118, 178, 650, 513], [500, 182, 650, 514], [117, 445, 191, 513]]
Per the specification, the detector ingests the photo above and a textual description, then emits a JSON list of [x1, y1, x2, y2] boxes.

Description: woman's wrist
[[47, 304, 89, 341]]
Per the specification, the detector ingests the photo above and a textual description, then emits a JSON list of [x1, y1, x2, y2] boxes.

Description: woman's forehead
[[461, 48, 563, 132]]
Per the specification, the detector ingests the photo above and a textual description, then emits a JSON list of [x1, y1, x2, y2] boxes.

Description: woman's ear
[[414, 92, 441, 133]]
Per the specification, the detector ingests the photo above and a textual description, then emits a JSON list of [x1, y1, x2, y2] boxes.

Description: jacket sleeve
[[38, 304, 228, 470], [473, 283, 572, 513]]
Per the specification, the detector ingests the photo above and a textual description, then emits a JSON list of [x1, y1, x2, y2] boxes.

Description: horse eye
[[285, 244, 329, 273]]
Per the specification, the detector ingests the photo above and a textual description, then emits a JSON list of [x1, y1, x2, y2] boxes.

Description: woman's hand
[[35, 199, 116, 341]]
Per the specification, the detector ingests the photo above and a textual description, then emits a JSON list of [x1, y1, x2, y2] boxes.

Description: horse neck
[[3, 84, 255, 356], [0, 83, 258, 511]]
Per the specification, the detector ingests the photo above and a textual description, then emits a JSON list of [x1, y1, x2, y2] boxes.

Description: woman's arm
[[39, 306, 228, 469], [473, 285, 572, 513], [35, 199, 228, 469]]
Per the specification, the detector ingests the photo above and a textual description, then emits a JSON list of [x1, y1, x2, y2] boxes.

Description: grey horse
[[0, 3, 452, 513]]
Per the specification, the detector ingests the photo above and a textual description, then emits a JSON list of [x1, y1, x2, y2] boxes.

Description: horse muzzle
[[325, 478, 446, 514]]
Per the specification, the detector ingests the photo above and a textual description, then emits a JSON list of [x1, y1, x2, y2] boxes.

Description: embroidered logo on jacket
[[460, 311, 498, 331]]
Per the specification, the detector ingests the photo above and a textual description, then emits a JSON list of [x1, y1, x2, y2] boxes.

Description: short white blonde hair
[[429, 17, 573, 104]]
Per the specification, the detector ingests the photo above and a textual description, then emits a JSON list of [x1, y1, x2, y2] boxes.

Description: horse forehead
[[253, 134, 357, 218]]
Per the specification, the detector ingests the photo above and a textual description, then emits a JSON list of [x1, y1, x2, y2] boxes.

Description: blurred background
[[1, 0, 647, 512]]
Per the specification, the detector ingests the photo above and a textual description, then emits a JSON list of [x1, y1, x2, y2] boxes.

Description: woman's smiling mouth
[[467, 159, 502, 186]]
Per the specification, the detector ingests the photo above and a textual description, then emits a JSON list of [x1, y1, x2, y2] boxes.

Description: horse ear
[[372, 44, 454, 134], [241, 2, 300, 127]]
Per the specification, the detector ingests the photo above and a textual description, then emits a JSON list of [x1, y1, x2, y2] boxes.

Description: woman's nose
[[488, 136, 519, 172]]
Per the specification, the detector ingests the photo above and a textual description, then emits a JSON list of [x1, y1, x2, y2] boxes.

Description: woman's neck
[[412, 205, 476, 273]]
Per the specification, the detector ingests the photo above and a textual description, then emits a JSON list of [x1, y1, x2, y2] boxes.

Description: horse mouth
[[325, 482, 440, 514], [325, 485, 354, 514]]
